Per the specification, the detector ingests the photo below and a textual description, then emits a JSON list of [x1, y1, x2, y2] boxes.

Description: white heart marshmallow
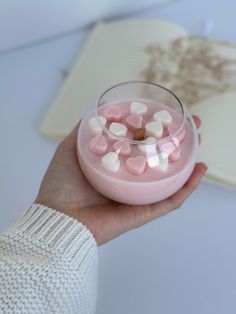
[[147, 155, 160, 168], [101, 152, 120, 172], [130, 102, 147, 115], [145, 120, 163, 139], [109, 122, 127, 137], [88, 116, 106, 135], [138, 137, 157, 153], [153, 110, 172, 126], [157, 153, 169, 171]]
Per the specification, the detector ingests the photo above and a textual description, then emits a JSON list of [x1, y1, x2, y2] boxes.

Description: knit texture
[[0, 204, 98, 314]]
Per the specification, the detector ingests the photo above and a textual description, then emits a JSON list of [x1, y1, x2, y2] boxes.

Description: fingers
[[119, 162, 207, 231], [192, 115, 201, 129], [192, 115, 201, 144], [146, 162, 207, 223], [167, 162, 207, 208], [198, 134, 201, 145], [57, 121, 81, 152], [67, 121, 81, 140]]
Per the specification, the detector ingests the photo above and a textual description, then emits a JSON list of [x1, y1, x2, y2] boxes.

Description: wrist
[[34, 197, 80, 221]]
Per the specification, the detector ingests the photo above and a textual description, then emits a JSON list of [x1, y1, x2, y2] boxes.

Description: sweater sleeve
[[0, 204, 98, 314]]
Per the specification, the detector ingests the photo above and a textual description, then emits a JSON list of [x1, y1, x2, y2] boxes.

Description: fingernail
[[202, 164, 208, 173]]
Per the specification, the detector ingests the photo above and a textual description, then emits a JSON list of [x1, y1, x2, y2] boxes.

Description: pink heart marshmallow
[[126, 114, 143, 131], [113, 141, 131, 156], [102, 105, 122, 122], [126, 156, 146, 175], [88, 134, 107, 155], [168, 125, 186, 144], [159, 141, 176, 156], [169, 146, 181, 161]]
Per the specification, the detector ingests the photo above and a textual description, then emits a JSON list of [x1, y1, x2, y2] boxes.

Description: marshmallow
[[138, 137, 157, 154], [88, 134, 107, 155], [126, 156, 146, 175], [153, 110, 172, 126], [158, 153, 169, 171], [113, 141, 131, 156], [177, 129, 186, 143], [88, 116, 106, 135], [159, 141, 176, 156], [126, 114, 143, 131], [147, 154, 160, 168], [102, 105, 122, 122], [145, 120, 163, 139], [109, 122, 127, 137], [101, 152, 120, 172], [169, 146, 181, 161], [168, 125, 186, 143], [173, 128, 186, 144], [130, 101, 147, 115]]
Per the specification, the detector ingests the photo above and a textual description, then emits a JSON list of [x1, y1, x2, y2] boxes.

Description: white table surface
[[0, 1, 236, 313]]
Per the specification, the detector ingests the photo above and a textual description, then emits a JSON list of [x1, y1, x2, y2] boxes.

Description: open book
[[40, 19, 236, 189]]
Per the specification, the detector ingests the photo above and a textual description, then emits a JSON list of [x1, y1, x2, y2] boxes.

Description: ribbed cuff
[[5, 204, 97, 269]]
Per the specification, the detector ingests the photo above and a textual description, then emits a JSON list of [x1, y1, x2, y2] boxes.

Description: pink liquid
[[77, 99, 198, 205]]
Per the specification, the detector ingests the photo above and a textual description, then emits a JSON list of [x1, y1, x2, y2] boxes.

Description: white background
[[0, 1, 236, 313]]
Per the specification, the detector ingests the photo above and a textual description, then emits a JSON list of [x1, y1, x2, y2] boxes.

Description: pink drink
[[77, 82, 198, 205]]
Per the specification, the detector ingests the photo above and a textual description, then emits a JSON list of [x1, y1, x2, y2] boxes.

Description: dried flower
[[141, 37, 236, 107]]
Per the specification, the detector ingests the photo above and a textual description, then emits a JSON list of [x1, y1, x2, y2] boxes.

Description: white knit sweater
[[0, 204, 97, 314]]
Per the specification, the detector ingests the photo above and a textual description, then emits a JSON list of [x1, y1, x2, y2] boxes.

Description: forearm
[[0, 204, 97, 314]]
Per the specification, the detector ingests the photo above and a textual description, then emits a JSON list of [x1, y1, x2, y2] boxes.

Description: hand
[[35, 116, 207, 246]]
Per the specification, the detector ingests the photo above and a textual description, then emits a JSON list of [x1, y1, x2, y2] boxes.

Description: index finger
[[192, 115, 201, 129]]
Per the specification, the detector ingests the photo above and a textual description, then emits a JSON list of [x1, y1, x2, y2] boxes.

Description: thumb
[[62, 121, 81, 142]]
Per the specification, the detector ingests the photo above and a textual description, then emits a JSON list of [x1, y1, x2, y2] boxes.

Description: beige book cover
[[40, 19, 236, 188]]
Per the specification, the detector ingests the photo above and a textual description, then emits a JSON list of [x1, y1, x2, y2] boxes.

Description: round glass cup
[[77, 81, 198, 205]]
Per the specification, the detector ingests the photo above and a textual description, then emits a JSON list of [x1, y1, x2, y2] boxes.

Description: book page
[[40, 19, 187, 138], [141, 36, 236, 187], [190, 92, 236, 186]]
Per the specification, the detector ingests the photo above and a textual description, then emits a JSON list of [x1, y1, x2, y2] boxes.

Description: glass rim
[[95, 80, 187, 145]]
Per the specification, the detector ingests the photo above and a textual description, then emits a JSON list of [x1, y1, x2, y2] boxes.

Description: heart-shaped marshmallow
[[130, 101, 147, 115], [138, 137, 157, 154], [168, 125, 186, 143], [159, 141, 176, 156], [126, 156, 146, 175], [126, 114, 143, 131], [101, 152, 120, 172], [153, 110, 172, 126], [147, 154, 160, 168], [109, 122, 127, 138], [158, 153, 169, 171], [113, 141, 131, 156], [88, 134, 107, 155], [169, 146, 181, 161], [88, 116, 106, 135], [177, 129, 186, 143], [102, 105, 122, 122], [145, 121, 163, 139]]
